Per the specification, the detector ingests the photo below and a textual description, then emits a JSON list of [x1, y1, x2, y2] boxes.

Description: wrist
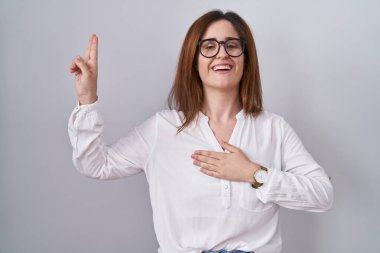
[[245, 162, 261, 184]]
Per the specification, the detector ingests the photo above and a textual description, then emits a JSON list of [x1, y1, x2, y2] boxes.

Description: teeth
[[213, 65, 232, 71]]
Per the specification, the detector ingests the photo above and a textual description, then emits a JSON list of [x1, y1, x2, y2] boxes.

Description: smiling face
[[197, 19, 244, 91]]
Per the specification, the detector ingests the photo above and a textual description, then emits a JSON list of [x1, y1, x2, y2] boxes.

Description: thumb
[[74, 56, 89, 75]]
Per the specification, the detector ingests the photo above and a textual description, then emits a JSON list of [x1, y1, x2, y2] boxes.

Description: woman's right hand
[[69, 34, 98, 105]]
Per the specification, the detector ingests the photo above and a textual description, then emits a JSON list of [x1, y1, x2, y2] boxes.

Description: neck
[[201, 86, 242, 123]]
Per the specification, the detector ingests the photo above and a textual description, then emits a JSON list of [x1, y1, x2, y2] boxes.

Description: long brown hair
[[167, 10, 263, 133]]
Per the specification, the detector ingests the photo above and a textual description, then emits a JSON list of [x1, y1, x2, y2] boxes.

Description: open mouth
[[212, 64, 232, 74]]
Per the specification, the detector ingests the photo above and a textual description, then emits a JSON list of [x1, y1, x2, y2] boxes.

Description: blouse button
[[224, 184, 229, 189]]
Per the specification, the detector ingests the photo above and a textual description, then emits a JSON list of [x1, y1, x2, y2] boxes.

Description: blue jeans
[[201, 250, 254, 253]]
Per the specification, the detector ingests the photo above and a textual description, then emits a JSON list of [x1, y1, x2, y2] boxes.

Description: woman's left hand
[[191, 140, 260, 183]]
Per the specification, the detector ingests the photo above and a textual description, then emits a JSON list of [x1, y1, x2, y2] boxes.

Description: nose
[[216, 43, 229, 58]]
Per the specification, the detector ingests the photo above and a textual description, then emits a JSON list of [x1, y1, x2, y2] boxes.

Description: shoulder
[[134, 110, 180, 137], [156, 109, 182, 119], [252, 109, 285, 126], [247, 110, 299, 145], [155, 109, 184, 126], [136, 109, 184, 132], [255, 110, 301, 140], [247, 110, 292, 138]]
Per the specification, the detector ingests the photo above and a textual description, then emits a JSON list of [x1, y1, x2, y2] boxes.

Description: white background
[[1, 0, 379, 252]]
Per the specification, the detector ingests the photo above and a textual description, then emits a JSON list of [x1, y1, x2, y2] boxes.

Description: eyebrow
[[202, 36, 240, 41]]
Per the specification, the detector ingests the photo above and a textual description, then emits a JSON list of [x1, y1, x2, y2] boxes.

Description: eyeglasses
[[198, 38, 246, 58]]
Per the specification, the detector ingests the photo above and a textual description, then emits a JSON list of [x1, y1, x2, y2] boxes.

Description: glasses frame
[[198, 38, 246, 58]]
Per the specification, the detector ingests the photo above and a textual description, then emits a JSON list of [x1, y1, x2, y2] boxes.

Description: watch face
[[255, 170, 268, 184]]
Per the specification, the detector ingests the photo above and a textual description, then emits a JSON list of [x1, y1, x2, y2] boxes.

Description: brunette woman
[[69, 10, 333, 253]]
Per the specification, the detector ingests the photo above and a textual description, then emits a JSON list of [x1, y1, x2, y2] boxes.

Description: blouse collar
[[198, 109, 246, 121]]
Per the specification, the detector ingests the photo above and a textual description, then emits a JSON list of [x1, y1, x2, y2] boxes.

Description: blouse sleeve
[[67, 101, 157, 180], [256, 117, 334, 212]]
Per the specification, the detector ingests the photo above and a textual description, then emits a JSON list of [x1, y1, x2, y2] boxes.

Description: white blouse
[[68, 101, 333, 253]]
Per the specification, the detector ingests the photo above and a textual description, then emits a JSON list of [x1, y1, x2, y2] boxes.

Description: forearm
[[255, 167, 333, 212]]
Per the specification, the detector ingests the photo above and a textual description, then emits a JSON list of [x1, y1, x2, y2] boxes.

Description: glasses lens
[[225, 39, 243, 57], [200, 40, 219, 58]]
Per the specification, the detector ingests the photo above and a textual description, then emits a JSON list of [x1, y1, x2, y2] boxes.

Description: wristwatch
[[251, 166, 268, 189]]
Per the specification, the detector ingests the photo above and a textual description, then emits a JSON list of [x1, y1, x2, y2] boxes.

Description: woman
[[68, 10, 333, 253]]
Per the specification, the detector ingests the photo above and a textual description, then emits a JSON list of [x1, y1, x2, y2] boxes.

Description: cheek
[[236, 58, 244, 76], [197, 58, 210, 79]]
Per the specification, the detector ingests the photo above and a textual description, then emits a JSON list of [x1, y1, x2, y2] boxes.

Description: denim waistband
[[201, 250, 254, 253]]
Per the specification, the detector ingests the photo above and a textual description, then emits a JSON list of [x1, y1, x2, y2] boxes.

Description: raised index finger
[[89, 34, 98, 62], [85, 35, 93, 61]]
